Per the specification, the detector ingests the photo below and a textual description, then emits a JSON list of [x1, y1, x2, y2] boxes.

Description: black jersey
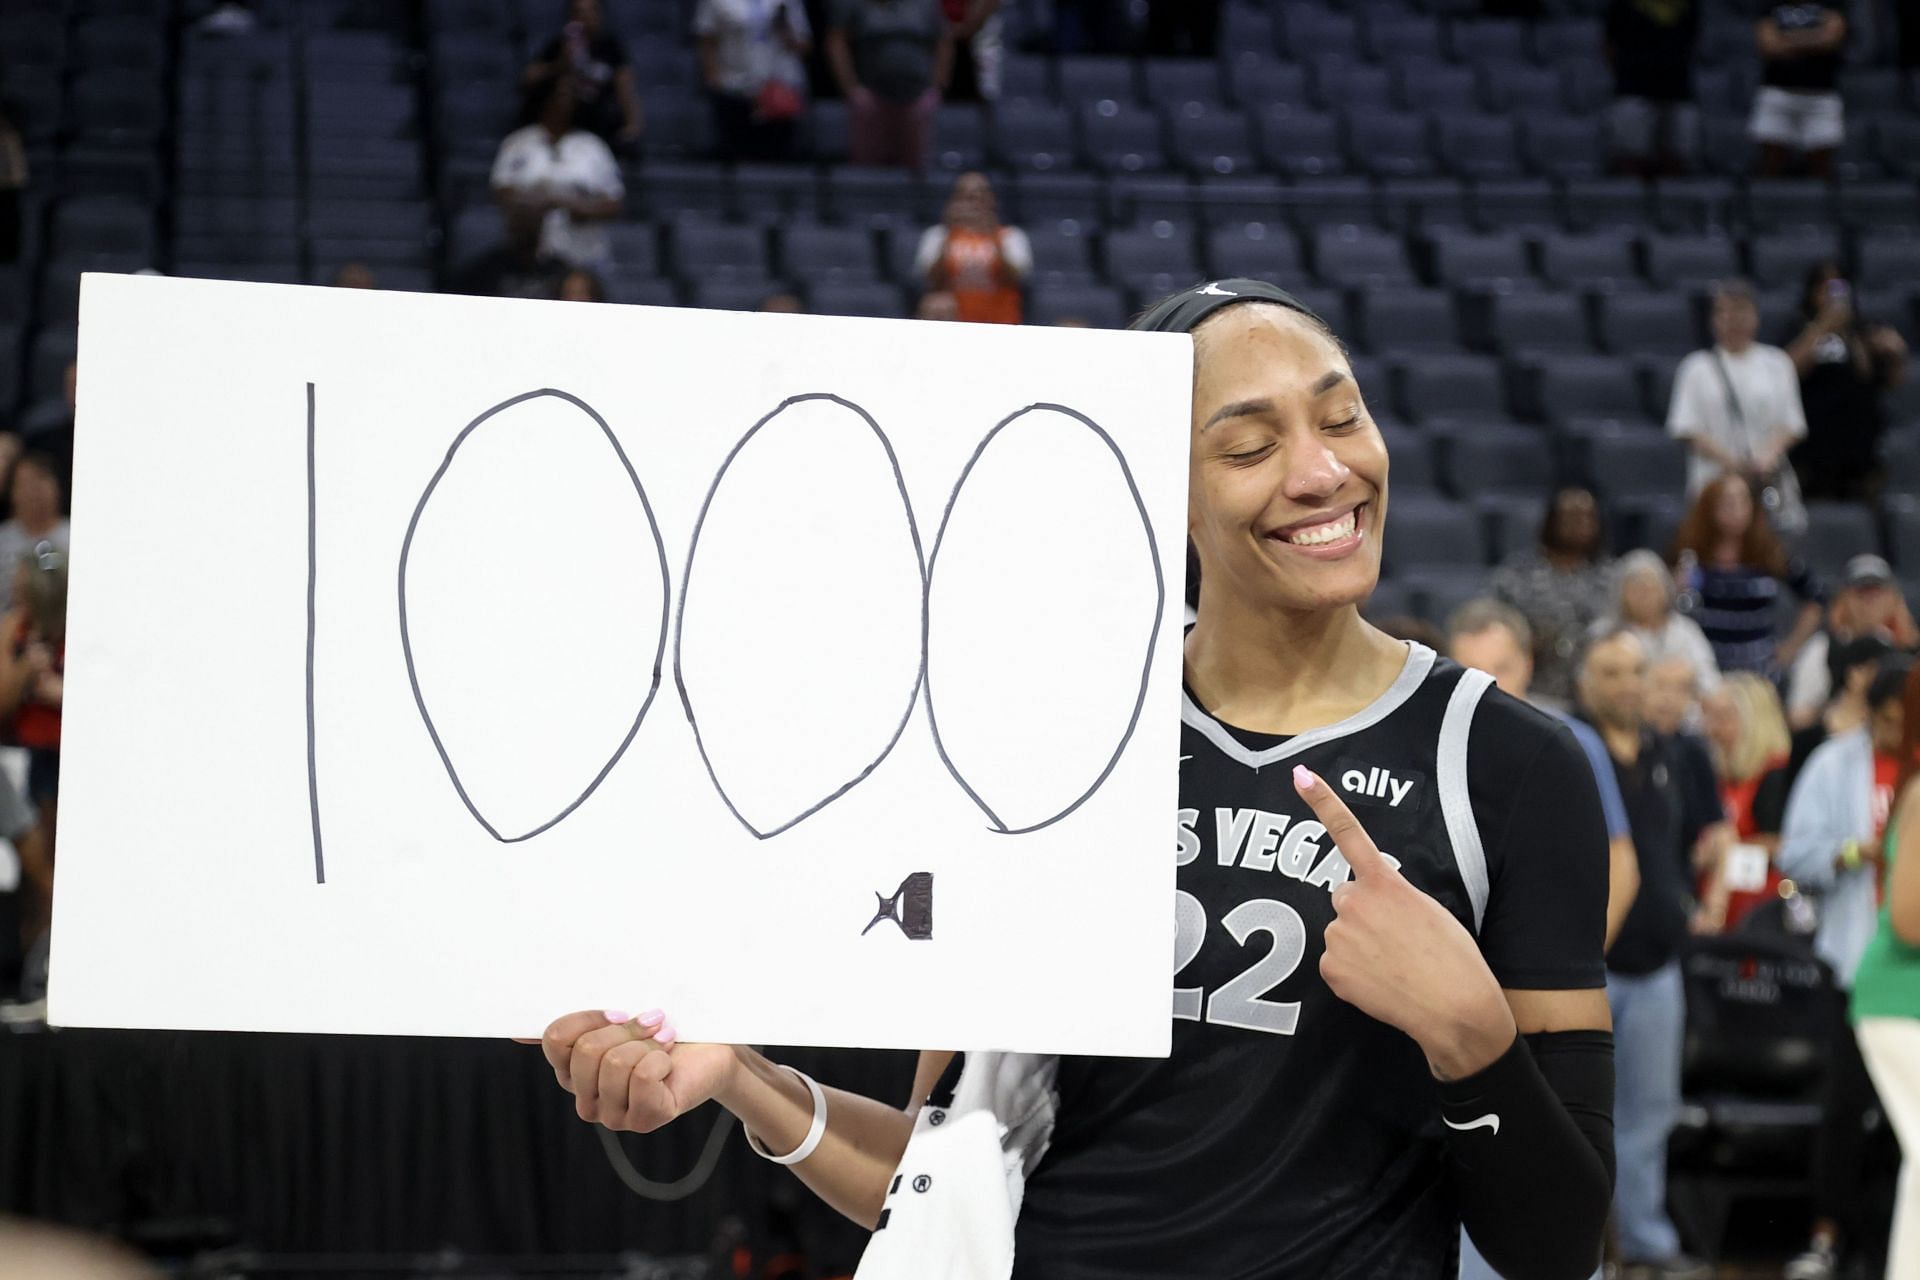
[[1011, 645, 1609, 1280]]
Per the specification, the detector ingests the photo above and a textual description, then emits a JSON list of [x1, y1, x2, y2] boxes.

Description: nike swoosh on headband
[[1197, 282, 1238, 296], [1443, 1113, 1501, 1135]]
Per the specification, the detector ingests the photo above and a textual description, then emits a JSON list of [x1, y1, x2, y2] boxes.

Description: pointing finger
[[1292, 765, 1392, 880]]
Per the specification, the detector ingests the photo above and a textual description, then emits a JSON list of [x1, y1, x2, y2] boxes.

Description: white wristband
[[744, 1066, 827, 1166]]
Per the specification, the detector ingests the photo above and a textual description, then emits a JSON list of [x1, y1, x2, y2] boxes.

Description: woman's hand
[[520, 1010, 739, 1132], [1293, 766, 1516, 1081]]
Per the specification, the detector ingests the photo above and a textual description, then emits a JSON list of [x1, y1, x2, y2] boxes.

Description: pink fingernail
[[636, 1009, 664, 1027], [654, 1023, 677, 1047], [1292, 765, 1315, 791], [603, 1010, 631, 1024]]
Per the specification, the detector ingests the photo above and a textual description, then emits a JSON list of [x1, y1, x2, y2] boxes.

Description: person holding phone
[[695, 0, 814, 161], [1782, 260, 1911, 502], [521, 0, 643, 146]]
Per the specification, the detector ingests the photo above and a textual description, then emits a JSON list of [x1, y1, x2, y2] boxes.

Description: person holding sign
[[527, 282, 1615, 1278]]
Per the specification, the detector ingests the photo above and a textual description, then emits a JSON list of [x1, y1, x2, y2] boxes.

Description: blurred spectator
[[914, 172, 1030, 324], [0, 456, 67, 616], [1145, 0, 1221, 57], [0, 543, 64, 825], [695, 0, 812, 161], [558, 267, 606, 302], [1787, 554, 1918, 728], [944, 1, 1005, 101], [1596, 549, 1721, 696], [1849, 663, 1920, 1280], [1697, 672, 1792, 930], [450, 201, 570, 300], [760, 292, 805, 313], [1645, 655, 1704, 739], [826, 0, 953, 171], [1760, 634, 1898, 833], [1670, 473, 1824, 676], [522, 0, 643, 147], [1636, 652, 1736, 932], [1752, 0, 1848, 178], [1604, 0, 1700, 177], [0, 763, 44, 1002], [1779, 657, 1910, 1280], [331, 262, 377, 290], [490, 76, 624, 272], [1489, 486, 1615, 709], [0, 96, 24, 264], [1668, 279, 1808, 538], [1448, 600, 1639, 950], [1781, 260, 1910, 502], [1578, 626, 1720, 1280], [916, 289, 960, 321]]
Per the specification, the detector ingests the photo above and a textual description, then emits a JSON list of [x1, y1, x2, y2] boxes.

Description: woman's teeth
[[1282, 509, 1358, 546]]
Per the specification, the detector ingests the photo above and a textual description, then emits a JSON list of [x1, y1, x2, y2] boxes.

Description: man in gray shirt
[[826, 0, 952, 170]]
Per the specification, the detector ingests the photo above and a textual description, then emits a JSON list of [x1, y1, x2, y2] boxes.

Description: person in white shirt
[[490, 76, 624, 270], [1667, 279, 1809, 537], [694, 0, 813, 162]]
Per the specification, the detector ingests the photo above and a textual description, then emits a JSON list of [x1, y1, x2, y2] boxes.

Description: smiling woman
[[523, 280, 1620, 1280]]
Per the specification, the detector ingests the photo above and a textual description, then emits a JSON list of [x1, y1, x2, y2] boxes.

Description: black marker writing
[[397, 389, 671, 844]]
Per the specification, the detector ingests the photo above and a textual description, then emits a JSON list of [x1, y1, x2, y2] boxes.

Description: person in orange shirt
[[913, 172, 1031, 325]]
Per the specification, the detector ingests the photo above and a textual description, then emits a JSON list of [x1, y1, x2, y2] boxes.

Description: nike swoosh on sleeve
[[1442, 1113, 1500, 1135]]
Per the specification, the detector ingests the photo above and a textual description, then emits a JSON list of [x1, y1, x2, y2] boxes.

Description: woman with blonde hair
[[1698, 673, 1792, 931]]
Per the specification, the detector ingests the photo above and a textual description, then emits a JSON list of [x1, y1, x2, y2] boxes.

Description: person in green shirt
[[1852, 661, 1920, 1279]]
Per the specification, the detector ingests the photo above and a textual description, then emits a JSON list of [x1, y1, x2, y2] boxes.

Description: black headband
[[1127, 278, 1323, 335]]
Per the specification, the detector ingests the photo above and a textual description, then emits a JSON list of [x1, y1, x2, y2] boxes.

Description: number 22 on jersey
[[1173, 890, 1308, 1036]]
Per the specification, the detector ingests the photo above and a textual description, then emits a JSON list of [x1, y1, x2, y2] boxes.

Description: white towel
[[852, 1052, 1059, 1280]]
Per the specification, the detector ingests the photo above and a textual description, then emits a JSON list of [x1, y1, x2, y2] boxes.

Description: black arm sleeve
[[1443, 1030, 1615, 1280]]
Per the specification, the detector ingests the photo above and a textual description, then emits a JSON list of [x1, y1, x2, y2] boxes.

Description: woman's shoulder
[[1465, 680, 1575, 761], [1674, 348, 1715, 379]]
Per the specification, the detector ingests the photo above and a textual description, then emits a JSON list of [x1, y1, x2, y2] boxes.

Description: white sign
[[49, 274, 1192, 1056]]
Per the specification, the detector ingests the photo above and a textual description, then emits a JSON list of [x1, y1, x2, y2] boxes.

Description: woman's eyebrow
[[1200, 398, 1273, 432], [1199, 371, 1353, 432]]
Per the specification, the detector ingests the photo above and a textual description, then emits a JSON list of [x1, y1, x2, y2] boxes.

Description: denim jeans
[[1609, 960, 1686, 1261]]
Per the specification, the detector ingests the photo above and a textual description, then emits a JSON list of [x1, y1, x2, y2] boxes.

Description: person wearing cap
[[524, 280, 1616, 1280], [1780, 655, 1912, 1280], [1786, 553, 1920, 730], [1667, 278, 1809, 539]]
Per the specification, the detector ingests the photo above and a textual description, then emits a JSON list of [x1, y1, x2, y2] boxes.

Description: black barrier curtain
[[0, 1030, 915, 1270]]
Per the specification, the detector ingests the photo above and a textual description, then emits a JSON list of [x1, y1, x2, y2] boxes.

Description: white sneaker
[[1784, 1243, 1836, 1280]]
